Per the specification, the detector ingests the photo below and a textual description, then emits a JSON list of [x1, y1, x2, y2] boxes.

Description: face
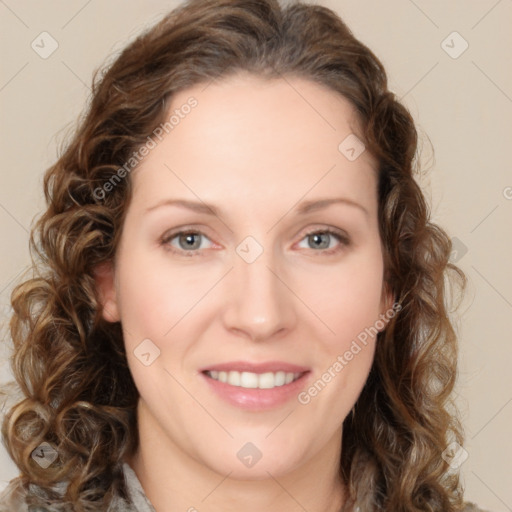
[[98, 72, 394, 479]]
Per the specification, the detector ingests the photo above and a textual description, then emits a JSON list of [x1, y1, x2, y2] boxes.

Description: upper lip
[[200, 361, 310, 374]]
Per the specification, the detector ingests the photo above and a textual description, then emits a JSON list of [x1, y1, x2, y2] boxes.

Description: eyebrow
[[145, 197, 369, 217]]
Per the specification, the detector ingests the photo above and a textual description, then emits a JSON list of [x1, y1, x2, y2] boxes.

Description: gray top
[[0, 462, 489, 511], [0, 463, 155, 512]]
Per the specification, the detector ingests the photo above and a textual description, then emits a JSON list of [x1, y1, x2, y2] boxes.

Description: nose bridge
[[222, 237, 296, 340]]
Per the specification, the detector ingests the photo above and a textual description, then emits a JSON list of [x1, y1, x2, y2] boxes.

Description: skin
[[97, 72, 394, 512]]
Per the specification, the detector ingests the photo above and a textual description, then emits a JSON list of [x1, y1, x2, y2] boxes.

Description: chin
[[209, 456, 300, 481], [195, 438, 309, 481]]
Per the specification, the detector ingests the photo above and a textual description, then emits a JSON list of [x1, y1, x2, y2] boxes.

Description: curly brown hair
[[1, 0, 466, 510]]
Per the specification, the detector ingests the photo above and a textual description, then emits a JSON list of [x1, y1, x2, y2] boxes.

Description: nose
[[221, 246, 297, 342]]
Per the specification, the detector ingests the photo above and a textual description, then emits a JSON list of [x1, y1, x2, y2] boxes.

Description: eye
[[296, 228, 349, 255], [161, 230, 214, 256], [160, 227, 350, 257]]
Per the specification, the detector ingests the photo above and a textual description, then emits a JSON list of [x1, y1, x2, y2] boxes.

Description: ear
[[94, 261, 120, 323]]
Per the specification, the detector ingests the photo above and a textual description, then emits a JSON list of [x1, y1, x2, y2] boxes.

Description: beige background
[[0, 0, 511, 510]]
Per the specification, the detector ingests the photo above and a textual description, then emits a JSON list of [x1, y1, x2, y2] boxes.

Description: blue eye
[[162, 231, 213, 256], [298, 229, 349, 255], [160, 227, 349, 257]]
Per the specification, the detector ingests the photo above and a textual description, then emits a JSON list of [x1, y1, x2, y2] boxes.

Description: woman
[[0, 0, 488, 510]]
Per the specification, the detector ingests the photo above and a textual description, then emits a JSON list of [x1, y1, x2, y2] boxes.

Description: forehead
[[131, 73, 378, 215]]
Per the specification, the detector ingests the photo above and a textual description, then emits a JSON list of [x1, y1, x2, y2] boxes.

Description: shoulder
[[0, 477, 71, 512], [0, 472, 489, 512], [463, 502, 491, 512], [0, 464, 152, 512], [0, 480, 26, 512]]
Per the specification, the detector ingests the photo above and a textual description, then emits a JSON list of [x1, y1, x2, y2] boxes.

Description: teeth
[[240, 371, 258, 388], [228, 371, 240, 386], [274, 371, 286, 386], [258, 372, 276, 389], [285, 372, 295, 384], [206, 370, 301, 389]]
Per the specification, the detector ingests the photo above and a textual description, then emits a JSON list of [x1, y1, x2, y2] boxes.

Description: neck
[[126, 400, 347, 512]]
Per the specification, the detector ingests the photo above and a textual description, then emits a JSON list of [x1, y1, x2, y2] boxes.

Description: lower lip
[[201, 372, 310, 411]]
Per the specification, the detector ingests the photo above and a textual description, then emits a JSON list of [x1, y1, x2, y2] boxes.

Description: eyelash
[[160, 227, 350, 258]]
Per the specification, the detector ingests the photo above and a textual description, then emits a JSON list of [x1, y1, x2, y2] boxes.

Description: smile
[[204, 370, 303, 389]]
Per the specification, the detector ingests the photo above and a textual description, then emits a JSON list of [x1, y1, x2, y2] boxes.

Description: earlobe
[[94, 261, 120, 323]]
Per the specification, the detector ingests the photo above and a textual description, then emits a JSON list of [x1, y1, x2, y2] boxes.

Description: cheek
[[116, 251, 206, 342], [295, 255, 384, 422], [299, 249, 385, 347]]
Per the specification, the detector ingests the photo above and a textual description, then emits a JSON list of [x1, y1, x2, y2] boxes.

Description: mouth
[[203, 369, 305, 389], [199, 361, 311, 410]]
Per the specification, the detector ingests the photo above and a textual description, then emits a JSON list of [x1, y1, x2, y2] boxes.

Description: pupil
[[311, 233, 328, 249], [181, 233, 200, 249]]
